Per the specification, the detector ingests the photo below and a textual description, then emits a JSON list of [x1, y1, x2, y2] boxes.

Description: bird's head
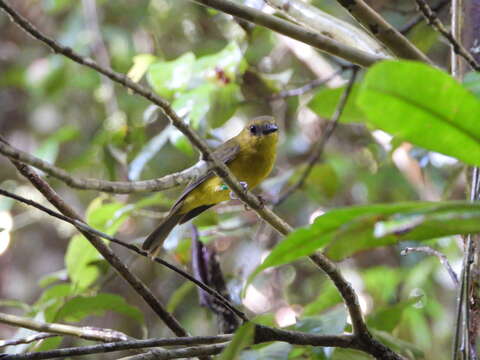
[[239, 116, 279, 149]]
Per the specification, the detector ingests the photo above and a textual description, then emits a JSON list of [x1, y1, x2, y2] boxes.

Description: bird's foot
[[229, 181, 248, 200]]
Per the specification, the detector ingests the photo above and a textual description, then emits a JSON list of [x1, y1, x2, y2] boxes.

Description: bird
[[142, 116, 279, 257]]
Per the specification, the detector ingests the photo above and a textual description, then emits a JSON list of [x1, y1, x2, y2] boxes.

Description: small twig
[[400, 0, 450, 34], [119, 344, 226, 360], [0, 312, 129, 342], [1, 337, 231, 360], [0, 187, 247, 322], [0, 140, 206, 193], [414, 0, 480, 71], [0, 333, 58, 348], [275, 66, 359, 205], [269, 67, 347, 100], [401, 246, 459, 285]]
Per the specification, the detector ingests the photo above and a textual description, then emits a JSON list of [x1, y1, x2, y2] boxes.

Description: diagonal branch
[[188, 0, 386, 67], [335, 0, 432, 63]]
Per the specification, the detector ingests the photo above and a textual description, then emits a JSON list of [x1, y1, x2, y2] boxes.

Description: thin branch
[[414, 0, 480, 71], [189, 0, 386, 67], [0, 187, 246, 322], [0, 312, 129, 342], [0, 4, 401, 358], [119, 344, 226, 360], [269, 67, 347, 100], [1, 337, 231, 360], [401, 246, 459, 285], [275, 66, 359, 206], [0, 333, 58, 348], [0, 140, 206, 193], [335, 0, 432, 63], [400, 0, 450, 35]]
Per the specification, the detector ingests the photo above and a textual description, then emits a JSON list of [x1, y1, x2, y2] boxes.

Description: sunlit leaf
[[128, 54, 157, 83], [147, 52, 195, 98], [56, 293, 144, 324], [357, 60, 480, 166]]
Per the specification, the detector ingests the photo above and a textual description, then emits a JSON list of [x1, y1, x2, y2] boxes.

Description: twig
[[120, 344, 226, 360], [0, 336, 231, 360], [335, 0, 431, 62], [0, 187, 246, 322], [414, 0, 480, 71], [0, 333, 58, 348], [269, 67, 347, 100], [0, 4, 401, 358], [0, 312, 129, 342], [401, 246, 459, 285], [400, 0, 450, 34], [275, 66, 359, 205], [188, 0, 386, 67], [0, 140, 206, 193]]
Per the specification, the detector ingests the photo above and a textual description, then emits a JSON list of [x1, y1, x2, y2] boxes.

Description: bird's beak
[[262, 123, 278, 135]]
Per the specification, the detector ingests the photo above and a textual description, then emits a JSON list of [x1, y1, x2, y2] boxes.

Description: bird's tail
[[142, 210, 183, 258]]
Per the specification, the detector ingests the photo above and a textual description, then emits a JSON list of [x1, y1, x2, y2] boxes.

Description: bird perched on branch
[[143, 116, 279, 257]]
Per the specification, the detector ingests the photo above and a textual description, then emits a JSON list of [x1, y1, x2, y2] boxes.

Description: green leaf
[[167, 281, 195, 312], [56, 293, 144, 324], [35, 125, 79, 164], [35, 284, 74, 306], [250, 201, 480, 281], [370, 329, 423, 358], [357, 60, 480, 166], [65, 234, 102, 291], [208, 83, 242, 128], [147, 52, 195, 98], [308, 84, 365, 123], [172, 83, 214, 128], [38, 269, 68, 288], [367, 296, 422, 332], [240, 342, 292, 360], [194, 42, 246, 83], [294, 307, 346, 335], [218, 322, 255, 360], [128, 54, 157, 83]]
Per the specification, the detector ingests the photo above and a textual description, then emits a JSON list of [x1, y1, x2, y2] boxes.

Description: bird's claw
[[229, 181, 248, 200]]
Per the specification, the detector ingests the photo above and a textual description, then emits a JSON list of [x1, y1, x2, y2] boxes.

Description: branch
[[276, 66, 359, 205], [265, 0, 390, 56], [189, 0, 386, 67], [0, 4, 401, 358], [399, 0, 450, 34], [0, 333, 58, 348], [414, 0, 480, 71], [335, 0, 431, 63], [401, 246, 459, 285], [0, 336, 231, 360], [0, 140, 206, 193], [0, 187, 246, 322], [0, 312, 129, 342]]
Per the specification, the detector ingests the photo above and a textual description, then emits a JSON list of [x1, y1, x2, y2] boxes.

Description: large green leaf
[[367, 296, 422, 332], [250, 201, 480, 280], [56, 293, 144, 324], [357, 60, 480, 166]]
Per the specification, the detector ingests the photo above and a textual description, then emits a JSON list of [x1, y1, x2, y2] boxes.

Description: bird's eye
[[249, 125, 258, 135]]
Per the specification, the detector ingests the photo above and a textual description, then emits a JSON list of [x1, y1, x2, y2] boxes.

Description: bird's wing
[[170, 139, 241, 212]]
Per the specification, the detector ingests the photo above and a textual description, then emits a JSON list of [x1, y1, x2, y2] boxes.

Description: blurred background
[[0, 0, 463, 358]]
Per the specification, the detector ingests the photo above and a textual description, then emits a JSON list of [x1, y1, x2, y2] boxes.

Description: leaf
[[294, 306, 346, 335], [167, 281, 195, 312], [208, 83, 242, 128], [217, 322, 255, 360], [147, 52, 195, 98], [128, 54, 157, 83], [56, 293, 144, 324], [35, 284, 74, 306], [65, 234, 102, 291], [38, 269, 68, 288], [367, 296, 422, 332], [240, 342, 292, 360], [308, 84, 365, 123], [303, 282, 342, 316], [35, 125, 79, 164], [250, 201, 480, 281], [370, 329, 423, 358], [357, 60, 480, 166]]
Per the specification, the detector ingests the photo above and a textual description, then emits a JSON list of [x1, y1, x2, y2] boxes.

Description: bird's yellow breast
[[179, 134, 277, 214]]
